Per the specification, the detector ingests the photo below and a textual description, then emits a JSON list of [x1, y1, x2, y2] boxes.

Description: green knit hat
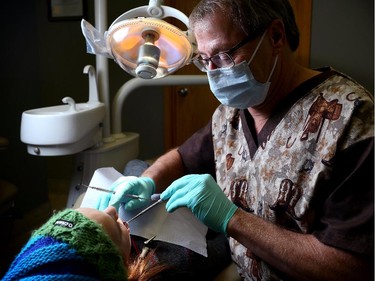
[[3, 209, 127, 280]]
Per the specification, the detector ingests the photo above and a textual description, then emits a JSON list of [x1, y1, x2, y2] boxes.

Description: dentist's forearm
[[227, 208, 372, 281], [141, 148, 185, 193]]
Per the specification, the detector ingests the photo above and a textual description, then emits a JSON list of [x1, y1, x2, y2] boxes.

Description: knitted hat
[[3, 209, 127, 281]]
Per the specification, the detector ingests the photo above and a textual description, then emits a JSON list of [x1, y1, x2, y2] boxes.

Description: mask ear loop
[[246, 30, 278, 83], [247, 31, 267, 65], [266, 55, 278, 82]]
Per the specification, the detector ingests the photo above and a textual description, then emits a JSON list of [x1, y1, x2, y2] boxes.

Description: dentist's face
[[193, 10, 250, 69], [77, 206, 131, 265], [193, 10, 272, 84]]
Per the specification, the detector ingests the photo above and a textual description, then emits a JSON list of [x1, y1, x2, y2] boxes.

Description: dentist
[[103, 0, 374, 280]]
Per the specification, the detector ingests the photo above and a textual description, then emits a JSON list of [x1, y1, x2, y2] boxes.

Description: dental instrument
[[84, 184, 116, 194], [140, 234, 157, 259], [126, 198, 163, 223], [82, 184, 155, 201]]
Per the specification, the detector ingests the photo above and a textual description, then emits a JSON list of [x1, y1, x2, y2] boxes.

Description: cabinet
[[163, 0, 312, 150]]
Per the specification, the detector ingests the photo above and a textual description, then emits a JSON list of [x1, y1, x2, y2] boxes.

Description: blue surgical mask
[[207, 32, 278, 109]]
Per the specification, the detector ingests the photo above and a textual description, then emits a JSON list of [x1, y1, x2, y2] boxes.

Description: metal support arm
[[111, 75, 208, 134]]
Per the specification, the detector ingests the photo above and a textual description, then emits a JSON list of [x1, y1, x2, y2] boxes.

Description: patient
[[2, 206, 168, 281], [3, 205, 231, 280], [3, 158, 232, 280]]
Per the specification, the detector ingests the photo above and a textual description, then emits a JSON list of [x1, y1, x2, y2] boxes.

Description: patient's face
[[77, 206, 131, 265]]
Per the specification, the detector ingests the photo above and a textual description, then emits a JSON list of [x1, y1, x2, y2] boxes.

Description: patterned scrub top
[[178, 68, 374, 280]]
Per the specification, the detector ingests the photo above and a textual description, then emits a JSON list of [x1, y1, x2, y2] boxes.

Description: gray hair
[[189, 0, 300, 51]]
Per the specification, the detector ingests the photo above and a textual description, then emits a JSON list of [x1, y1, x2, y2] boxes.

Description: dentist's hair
[[189, 0, 300, 51]]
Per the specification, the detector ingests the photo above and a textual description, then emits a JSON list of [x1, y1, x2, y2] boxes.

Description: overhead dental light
[[81, 0, 195, 79]]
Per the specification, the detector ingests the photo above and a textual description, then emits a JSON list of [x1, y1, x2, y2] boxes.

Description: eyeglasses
[[192, 35, 254, 72]]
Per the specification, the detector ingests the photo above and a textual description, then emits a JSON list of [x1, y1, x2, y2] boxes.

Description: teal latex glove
[[160, 174, 238, 234], [94, 189, 113, 211], [108, 176, 155, 211], [93, 177, 136, 211]]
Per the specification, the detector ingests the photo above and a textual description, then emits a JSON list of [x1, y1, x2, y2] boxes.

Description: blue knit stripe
[[3, 236, 90, 281], [15, 236, 60, 264], [17, 274, 99, 281], [4, 236, 59, 279]]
